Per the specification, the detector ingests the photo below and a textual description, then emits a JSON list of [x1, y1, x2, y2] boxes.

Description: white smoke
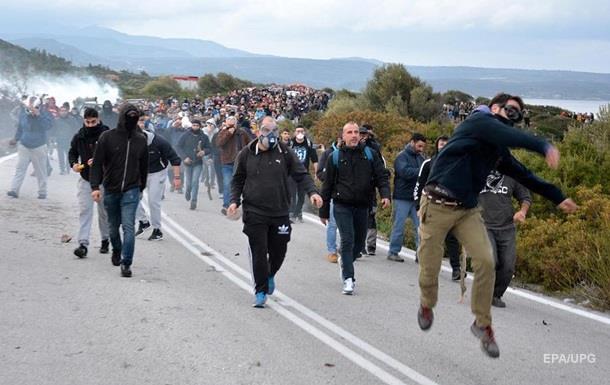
[[0, 73, 120, 106]]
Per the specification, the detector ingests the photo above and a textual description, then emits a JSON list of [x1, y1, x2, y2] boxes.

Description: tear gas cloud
[[0, 73, 120, 106]]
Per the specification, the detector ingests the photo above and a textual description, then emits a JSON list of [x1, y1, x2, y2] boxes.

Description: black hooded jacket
[[319, 143, 391, 219], [68, 122, 109, 182], [90, 104, 148, 193], [100, 101, 119, 129], [231, 140, 318, 217]]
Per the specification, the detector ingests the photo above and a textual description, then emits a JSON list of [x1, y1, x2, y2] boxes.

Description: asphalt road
[[1, 152, 609, 385]]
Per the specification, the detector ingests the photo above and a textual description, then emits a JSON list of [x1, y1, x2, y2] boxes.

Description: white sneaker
[[342, 278, 354, 295]]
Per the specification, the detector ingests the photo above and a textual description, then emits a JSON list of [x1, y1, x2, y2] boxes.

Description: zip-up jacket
[[142, 130, 181, 173], [393, 143, 425, 201], [90, 119, 148, 193], [231, 140, 318, 217], [68, 123, 109, 182], [13, 108, 53, 149], [216, 126, 251, 164], [414, 157, 433, 207], [427, 108, 565, 208], [176, 129, 210, 166], [319, 143, 391, 219]]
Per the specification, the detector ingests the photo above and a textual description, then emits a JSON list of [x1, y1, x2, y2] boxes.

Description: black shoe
[[7, 191, 18, 198], [37, 194, 47, 200], [100, 239, 109, 254], [190, 201, 197, 210], [73, 244, 88, 258], [220, 207, 227, 216], [148, 228, 163, 241], [121, 264, 132, 278], [185, 190, 191, 201], [417, 304, 434, 331], [366, 249, 376, 256], [471, 322, 500, 358], [111, 250, 121, 266], [136, 220, 150, 236], [452, 269, 461, 281], [492, 297, 506, 308]]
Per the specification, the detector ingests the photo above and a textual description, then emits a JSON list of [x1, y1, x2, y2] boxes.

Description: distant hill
[[2, 25, 610, 99]]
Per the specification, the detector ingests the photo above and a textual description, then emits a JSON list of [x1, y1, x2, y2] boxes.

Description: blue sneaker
[[252, 292, 267, 308], [267, 276, 275, 295]]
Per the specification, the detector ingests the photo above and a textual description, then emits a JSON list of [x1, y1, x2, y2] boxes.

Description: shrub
[[516, 186, 610, 309]]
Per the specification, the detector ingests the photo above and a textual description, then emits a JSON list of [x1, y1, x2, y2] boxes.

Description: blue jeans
[[333, 203, 368, 281], [184, 163, 203, 203], [104, 187, 140, 266], [222, 163, 234, 208], [326, 200, 338, 253], [388, 199, 420, 255]]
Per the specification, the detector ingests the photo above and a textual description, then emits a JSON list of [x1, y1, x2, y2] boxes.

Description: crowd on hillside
[[442, 101, 476, 122], [560, 110, 596, 124]]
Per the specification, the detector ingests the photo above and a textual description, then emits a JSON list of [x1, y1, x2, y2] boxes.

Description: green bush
[[516, 186, 610, 309]]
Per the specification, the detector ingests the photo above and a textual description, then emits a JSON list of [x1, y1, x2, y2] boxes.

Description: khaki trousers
[[417, 195, 495, 327]]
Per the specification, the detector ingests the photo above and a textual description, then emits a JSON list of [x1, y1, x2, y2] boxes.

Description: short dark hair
[[84, 107, 98, 119], [434, 135, 449, 153], [410, 133, 426, 143], [488, 93, 524, 110]]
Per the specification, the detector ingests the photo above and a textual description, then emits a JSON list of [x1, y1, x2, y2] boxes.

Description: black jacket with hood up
[[68, 122, 109, 182], [90, 104, 148, 193]]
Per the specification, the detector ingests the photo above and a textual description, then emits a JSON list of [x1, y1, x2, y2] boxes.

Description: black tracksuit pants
[[243, 211, 292, 294]]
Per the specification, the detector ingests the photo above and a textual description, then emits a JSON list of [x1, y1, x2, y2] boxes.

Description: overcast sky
[[2, 0, 610, 73]]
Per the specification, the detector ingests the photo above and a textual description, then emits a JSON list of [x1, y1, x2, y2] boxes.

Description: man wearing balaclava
[[100, 100, 119, 129], [227, 116, 323, 308], [90, 104, 149, 278]]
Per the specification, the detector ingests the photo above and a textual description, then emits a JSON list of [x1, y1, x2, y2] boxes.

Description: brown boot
[[327, 253, 338, 263]]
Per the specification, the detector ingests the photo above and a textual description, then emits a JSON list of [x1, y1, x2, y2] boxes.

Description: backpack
[[332, 146, 373, 167]]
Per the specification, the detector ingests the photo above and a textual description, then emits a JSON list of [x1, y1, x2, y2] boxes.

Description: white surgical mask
[[296, 133, 305, 141]]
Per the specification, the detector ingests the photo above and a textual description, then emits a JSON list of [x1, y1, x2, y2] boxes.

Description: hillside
[[3, 25, 610, 99]]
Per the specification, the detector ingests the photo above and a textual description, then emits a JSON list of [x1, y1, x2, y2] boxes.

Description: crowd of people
[[560, 110, 596, 124], [443, 101, 476, 122], [4, 86, 579, 359]]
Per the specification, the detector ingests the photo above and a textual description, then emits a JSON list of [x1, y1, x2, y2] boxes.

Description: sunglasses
[[503, 105, 523, 123]]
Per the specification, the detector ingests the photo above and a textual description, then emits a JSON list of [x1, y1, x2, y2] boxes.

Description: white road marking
[[161, 212, 439, 385], [302, 212, 610, 326], [0, 153, 17, 165]]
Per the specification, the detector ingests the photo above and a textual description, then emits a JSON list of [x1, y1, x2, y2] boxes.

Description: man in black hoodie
[[68, 107, 110, 258], [228, 116, 322, 308], [319, 122, 391, 295], [100, 100, 118, 129], [90, 104, 148, 278], [416, 93, 577, 358]]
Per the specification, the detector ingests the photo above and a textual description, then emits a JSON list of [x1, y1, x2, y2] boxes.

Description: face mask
[[296, 133, 305, 141], [125, 111, 139, 131], [503, 105, 523, 124], [258, 131, 278, 150]]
